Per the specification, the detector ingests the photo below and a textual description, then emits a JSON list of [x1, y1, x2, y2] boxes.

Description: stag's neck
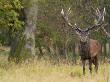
[[79, 39, 90, 59], [80, 39, 90, 45]]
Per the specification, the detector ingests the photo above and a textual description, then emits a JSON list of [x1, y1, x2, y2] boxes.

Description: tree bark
[[8, 0, 38, 63]]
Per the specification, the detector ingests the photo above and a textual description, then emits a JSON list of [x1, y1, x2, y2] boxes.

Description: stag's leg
[[82, 60, 86, 75], [92, 56, 98, 73], [89, 59, 92, 74], [94, 56, 98, 73]]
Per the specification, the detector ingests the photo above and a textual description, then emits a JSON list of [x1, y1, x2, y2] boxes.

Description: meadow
[[0, 51, 110, 82]]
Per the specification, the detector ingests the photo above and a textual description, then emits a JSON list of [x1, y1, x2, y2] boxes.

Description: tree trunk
[[8, 0, 38, 63]]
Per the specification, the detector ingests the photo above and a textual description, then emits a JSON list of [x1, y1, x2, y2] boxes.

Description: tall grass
[[0, 54, 110, 82]]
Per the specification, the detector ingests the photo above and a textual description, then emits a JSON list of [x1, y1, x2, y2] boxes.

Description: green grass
[[0, 54, 110, 82]]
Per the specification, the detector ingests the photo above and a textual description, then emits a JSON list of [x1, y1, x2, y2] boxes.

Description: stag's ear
[[75, 31, 80, 35], [75, 28, 82, 35]]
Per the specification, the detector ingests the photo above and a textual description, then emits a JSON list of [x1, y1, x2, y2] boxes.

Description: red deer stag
[[61, 7, 106, 75]]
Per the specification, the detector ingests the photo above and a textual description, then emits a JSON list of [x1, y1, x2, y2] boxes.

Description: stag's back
[[90, 39, 101, 57]]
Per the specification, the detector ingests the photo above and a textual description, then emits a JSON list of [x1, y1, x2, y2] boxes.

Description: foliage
[[0, 0, 110, 61], [0, 0, 23, 45]]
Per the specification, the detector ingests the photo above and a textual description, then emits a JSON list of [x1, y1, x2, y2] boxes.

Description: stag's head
[[74, 24, 90, 42], [61, 7, 106, 43]]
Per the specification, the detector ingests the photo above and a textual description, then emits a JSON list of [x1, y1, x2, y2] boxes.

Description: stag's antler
[[85, 8, 106, 32], [94, 8, 110, 37], [61, 8, 81, 32], [61, 8, 72, 27], [86, 7, 110, 37], [101, 24, 110, 37], [100, 8, 110, 37], [95, 8, 106, 24]]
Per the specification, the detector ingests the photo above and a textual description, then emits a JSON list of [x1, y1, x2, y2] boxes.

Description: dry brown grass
[[0, 54, 110, 82]]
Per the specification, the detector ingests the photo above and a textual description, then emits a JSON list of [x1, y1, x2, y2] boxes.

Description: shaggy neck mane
[[79, 39, 90, 59]]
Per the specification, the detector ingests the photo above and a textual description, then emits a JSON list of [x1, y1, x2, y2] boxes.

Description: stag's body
[[61, 7, 106, 75], [79, 39, 101, 74]]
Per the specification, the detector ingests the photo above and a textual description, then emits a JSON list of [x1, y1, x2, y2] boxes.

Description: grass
[[0, 54, 110, 82]]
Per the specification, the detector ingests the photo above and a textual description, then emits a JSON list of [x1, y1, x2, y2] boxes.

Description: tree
[[8, 0, 38, 63], [0, 0, 23, 46]]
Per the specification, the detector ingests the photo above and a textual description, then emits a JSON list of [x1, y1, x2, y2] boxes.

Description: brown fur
[[90, 39, 101, 57], [80, 39, 101, 75]]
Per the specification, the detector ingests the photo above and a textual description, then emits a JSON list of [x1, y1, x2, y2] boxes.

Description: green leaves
[[13, 0, 23, 9], [0, 0, 23, 45], [0, 0, 23, 29]]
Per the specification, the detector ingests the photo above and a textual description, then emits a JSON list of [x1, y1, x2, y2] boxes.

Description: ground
[[0, 51, 110, 82]]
